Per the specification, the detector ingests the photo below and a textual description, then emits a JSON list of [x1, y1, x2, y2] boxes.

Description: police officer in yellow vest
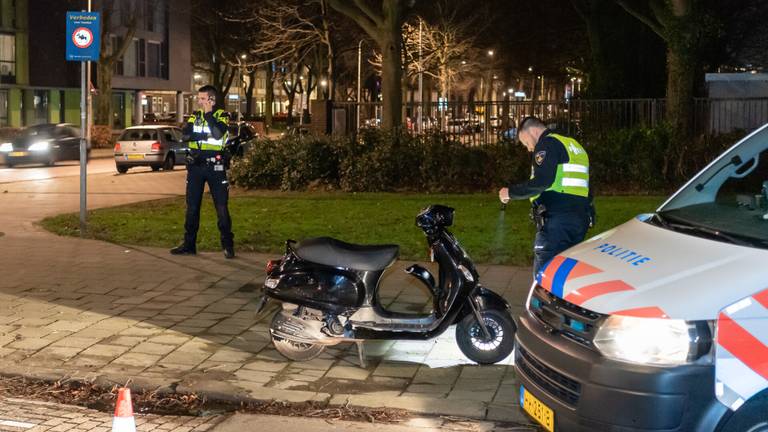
[[170, 85, 235, 259], [499, 117, 594, 276]]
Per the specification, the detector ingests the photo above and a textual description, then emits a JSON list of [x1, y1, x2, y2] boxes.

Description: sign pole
[[67, 10, 100, 236], [80, 60, 87, 235]]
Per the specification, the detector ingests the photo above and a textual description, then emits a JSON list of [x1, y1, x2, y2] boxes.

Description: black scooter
[[257, 205, 515, 365]]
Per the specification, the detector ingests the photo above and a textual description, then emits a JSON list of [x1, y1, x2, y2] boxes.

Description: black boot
[[170, 243, 196, 255], [223, 245, 235, 259]]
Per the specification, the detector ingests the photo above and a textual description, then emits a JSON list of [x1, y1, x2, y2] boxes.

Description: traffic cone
[[112, 387, 137, 432]]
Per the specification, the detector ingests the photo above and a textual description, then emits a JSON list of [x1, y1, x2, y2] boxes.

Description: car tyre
[[151, 164, 161, 172], [718, 395, 768, 432], [163, 153, 175, 171], [116, 165, 129, 174]]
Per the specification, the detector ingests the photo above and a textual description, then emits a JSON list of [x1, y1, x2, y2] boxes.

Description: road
[[0, 158, 164, 185]]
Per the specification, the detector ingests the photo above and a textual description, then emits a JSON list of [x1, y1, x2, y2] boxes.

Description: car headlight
[[29, 140, 50, 151], [594, 315, 712, 366], [0, 143, 12, 152]]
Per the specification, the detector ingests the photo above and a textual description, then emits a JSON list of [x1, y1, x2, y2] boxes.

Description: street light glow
[[528, 66, 533, 72], [508, 88, 514, 93], [488, 50, 494, 57], [320, 80, 328, 87], [240, 53, 247, 59], [461, 60, 467, 65]]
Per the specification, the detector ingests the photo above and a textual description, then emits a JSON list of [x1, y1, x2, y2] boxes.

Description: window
[[147, 41, 161, 78], [145, 0, 154, 31], [121, 39, 138, 77], [32, 90, 48, 125], [0, 33, 15, 84], [112, 35, 124, 75], [138, 39, 146, 77], [0, 90, 7, 127]]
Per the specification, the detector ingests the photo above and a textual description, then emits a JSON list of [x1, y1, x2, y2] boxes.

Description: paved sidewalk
[[0, 168, 534, 425], [0, 397, 223, 431]]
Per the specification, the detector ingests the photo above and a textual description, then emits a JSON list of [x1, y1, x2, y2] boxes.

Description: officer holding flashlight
[[498, 117, 594, 276]]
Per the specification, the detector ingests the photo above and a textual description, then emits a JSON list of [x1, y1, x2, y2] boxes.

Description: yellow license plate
[[126, 154, 144, 160], [521, 386, 555, 432], [9, 151, 28, 157]]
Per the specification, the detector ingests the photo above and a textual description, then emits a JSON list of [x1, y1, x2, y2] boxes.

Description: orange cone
[[111, 388, 137, 432]]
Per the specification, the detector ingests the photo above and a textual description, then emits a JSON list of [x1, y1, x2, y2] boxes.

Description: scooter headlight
[[594, 315, 712, 366]]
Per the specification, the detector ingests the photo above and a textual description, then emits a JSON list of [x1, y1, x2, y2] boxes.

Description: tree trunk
[[95, 62, 113, 126], [666, 47, 695, 136], [265, 62, 274, 129], [246, 69, 256, 117], [320, 0, 336, 101], [379, 31, 403, 129]]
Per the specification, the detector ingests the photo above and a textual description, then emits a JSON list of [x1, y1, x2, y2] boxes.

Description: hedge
[[228, 126, 747, 194]]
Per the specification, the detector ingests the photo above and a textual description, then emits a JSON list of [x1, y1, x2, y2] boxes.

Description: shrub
[[90, 125, 114, 149], [228, 126, 747, 194]]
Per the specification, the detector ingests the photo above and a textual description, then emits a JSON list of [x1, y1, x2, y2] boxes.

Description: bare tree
[[327, 0, 414, 129], [95, 0, 137, 126], [402, 12, 477, 102], [224, 0, 338, 99]]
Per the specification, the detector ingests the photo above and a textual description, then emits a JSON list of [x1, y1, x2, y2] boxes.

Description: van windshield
[[655, 125, 768, 248]]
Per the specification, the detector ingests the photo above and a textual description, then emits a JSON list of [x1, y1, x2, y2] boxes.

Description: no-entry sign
[[66, 11, 100, 61]]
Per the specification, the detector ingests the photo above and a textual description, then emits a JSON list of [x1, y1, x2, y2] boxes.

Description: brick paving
[[0, 165, 533, 424]]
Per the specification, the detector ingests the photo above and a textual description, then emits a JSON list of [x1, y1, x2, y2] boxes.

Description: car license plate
[[521, 385, 554, 432], [9, 151, 28, 157], [127, 154, 144, 160]]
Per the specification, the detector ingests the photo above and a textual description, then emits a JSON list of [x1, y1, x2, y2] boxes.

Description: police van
[[515, 124, 768, 432]]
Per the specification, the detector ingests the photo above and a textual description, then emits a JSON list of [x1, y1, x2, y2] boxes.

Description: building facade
[[0, 0, 190, 129]]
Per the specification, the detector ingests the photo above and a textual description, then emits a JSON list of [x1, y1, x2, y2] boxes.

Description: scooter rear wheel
[[270, 312, 325, 361], [456, 309, 515, 365]]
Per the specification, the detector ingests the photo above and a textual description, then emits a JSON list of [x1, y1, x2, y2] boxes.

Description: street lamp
[[487, 49, 494, 57], [237, 53, 247, 126]]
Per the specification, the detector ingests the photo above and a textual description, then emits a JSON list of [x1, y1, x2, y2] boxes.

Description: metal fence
[[330, 97, 768, 145]]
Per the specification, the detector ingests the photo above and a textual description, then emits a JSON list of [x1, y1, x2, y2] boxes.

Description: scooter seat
[[295, 237, 399, 271]]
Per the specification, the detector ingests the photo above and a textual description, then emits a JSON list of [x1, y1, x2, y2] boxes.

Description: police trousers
[[183, 163, 234, 249], [533, 209, 590, 277]]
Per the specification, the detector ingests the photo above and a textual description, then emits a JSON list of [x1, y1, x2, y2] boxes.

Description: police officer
[[170, 85, 235, 259], [498, 117, 594, 276]]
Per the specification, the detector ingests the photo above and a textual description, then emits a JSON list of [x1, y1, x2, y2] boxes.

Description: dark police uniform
[[507, 130, 592, 276], [174, 108, 234, 257]]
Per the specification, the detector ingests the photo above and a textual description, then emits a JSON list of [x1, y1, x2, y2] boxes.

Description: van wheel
[[718, 396, 768, 432], [456, 308, 516, 365], [116, 165, 129, 174], [163, 154, 175, 170]]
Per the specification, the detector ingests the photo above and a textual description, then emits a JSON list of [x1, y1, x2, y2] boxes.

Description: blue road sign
[[66, 11, 100, 62]]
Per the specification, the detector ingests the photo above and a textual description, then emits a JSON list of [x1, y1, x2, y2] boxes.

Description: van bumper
[[515, 312, 728, 431]]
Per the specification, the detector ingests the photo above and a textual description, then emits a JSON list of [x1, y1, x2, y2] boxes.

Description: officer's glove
[[184, 150, 195, 165]]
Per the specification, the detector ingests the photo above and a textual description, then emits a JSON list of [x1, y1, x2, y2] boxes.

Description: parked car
[[446, 119, 469, 134], [141, 112, 159, 124], [0, 123, 89, 167], [113, 125, 185, 174], [227, 122, 258, 157]]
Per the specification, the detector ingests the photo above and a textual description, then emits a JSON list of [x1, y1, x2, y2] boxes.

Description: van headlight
[[0, 143, 12, 152], [594, 315, 712, 366]]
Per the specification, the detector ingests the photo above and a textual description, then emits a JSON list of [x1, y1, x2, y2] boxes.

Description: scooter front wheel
[[270, 312, 325, 361], [456, 309, 515, 365]]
